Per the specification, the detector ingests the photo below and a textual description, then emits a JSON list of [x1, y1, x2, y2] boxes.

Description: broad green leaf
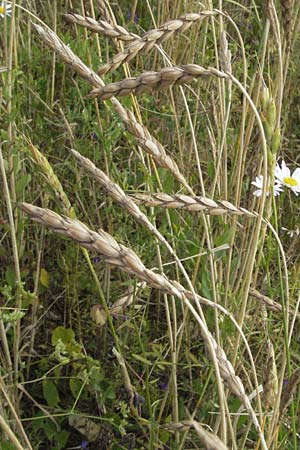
[[52, 326, 75, 346], [43, 380, 60, 407]]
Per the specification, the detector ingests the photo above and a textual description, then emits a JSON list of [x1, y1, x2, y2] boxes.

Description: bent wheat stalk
[[97, 11, 219, 75], [90, 65, 229, 100], [19, 202, 267, 450]]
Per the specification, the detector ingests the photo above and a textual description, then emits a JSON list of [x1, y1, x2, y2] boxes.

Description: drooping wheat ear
[[97, 11, 219, 75], [250, 288, 283, 313], [280, 0, 293, 48], [89, 65, 229, 99], [33, 23, 190, 191], [165, 420, 229, 450], [130, 192, 256, 217], [63, 13, 139, 42], [70, 149, 188, 231], [19, 202, 267, 449]]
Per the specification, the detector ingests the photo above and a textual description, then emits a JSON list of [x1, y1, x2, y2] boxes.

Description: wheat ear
[[89, 64, 229, 99], [97, 11, 219, 75], [130, 192, 256, 217], [64, 13, 139, 41], [33, 23, 190, 190], [165, 420, 229, 450], [280, 0, 293, 48], [19, 202, 267, 449]]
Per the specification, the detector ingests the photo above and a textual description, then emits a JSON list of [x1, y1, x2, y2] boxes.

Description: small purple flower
[[126, 11, 139, 23], [81, 441, 89, 450], [93, 256, 101, 264]]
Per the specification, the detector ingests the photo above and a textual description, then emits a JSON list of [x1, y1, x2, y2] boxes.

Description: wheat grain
[[89, 64, 229, 99], [97, 11, 219, 75]]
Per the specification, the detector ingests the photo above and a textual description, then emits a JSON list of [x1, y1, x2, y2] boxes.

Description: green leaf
[[52, 326, 75, 346], [5, 266, 16, 287], [15, 173, 31, 193], [39, 267, 50, 288], [69, 377, 83, 399], [43, 380, 60, 407], [132, 353, 152, 365]]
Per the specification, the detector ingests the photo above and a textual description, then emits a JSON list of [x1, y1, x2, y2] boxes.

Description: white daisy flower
[[251, 175, 283, 197], [275, 160, 300, 195], [282, 227, 300, 238], [0, 2, 11, 18]]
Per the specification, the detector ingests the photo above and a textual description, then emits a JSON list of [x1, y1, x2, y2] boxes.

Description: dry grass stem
[[63, 13, 139, 41], [89, 64, 229, 99], [131, 192, 256, 217], [97, 11, 219, 75], [19, 203, 267, 448], [33, 23, 190, 189]]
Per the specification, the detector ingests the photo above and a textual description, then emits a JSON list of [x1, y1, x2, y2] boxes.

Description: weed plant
[[1, 0, 300, 449]]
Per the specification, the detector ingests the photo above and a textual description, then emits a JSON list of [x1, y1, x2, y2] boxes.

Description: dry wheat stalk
[[63, 13, 139, 42], [97, 11, 219, 75], [130, 192, 256, 217], [89, 64, 229, 99], [33, 23, 190, 190], [19, 202, 267, 448]]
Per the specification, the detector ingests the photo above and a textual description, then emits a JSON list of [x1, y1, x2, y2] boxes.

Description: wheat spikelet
[[64, 13, 139, 42], [280, 0, 293, 48], [130, 192, 256, 217], [33, 24, 190, 190], [89, 64, 229, 99], [19, 202, 267, 449], [97, 11, 219, 75]]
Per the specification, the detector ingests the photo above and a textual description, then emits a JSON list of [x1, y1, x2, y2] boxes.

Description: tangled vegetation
[[1, 1, 300, 449]]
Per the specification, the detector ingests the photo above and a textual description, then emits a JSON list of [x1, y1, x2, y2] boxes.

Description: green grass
[[1, 0, 300, 449]]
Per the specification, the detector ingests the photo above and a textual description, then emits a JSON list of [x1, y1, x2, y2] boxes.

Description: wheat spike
[[89, 64, 229, 100], [19, 202, 267, 449], [33, 23, 190, 190], [63, 13, 139, 42], [263, 339, 278, 411], [165, 420, 229, 450], [27, 141, 73, 216], [97, 11, 219, 75], [130, 192, 256, 217], [280, 0, 293, 49]]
